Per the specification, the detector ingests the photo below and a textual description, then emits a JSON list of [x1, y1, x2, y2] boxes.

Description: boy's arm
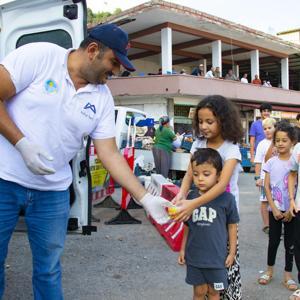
[[255, 163, 262, 186], [225, 223, 237, 267], [288, 171, 298, 216], [178, 224, 189, 265], [180, 225, 189, 251]]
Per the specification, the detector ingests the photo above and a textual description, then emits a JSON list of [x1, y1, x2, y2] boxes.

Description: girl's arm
[[178, 225, 189, 265], [225, 223, 237, 267], [288, 171, 298, 217], [174, 158, 237, 222], [264, 172, 283, 220], [174, 161, 193, 201]]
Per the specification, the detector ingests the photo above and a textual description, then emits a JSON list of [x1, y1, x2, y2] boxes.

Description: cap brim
[[114, 51, 135, 72]]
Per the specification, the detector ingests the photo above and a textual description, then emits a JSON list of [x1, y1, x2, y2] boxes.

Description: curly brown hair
[[192, 95, 243, 144]]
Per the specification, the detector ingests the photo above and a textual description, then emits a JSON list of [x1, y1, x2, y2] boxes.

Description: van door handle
[[79, 160, 87, 177]]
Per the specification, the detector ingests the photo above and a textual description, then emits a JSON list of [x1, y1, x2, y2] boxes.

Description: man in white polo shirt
[[0, 24, 172, 300]]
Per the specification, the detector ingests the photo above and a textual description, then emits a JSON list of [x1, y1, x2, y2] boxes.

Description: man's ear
[[86, 42, 100, 59]]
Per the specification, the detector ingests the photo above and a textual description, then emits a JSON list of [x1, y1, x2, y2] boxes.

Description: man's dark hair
[[297, 113, 300, 121], [273, 121, 296, 144], [79, 37, 109, 52], [259, 103, 272, 112], [191, 148, 223, 174]]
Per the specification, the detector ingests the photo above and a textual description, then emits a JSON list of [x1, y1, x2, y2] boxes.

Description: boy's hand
[[178, 250, 185, 265], [225, 254, 235, 268], [290, 199, 298, 217], [272, 207, 284, 220]]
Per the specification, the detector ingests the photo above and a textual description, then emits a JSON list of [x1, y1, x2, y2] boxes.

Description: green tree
[[87, 7, 122, 25]]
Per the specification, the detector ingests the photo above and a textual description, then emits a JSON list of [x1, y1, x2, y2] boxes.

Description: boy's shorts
[[186, 264, 228, 290]]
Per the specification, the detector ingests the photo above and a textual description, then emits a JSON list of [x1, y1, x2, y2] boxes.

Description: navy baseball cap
[[89, 24, 135, 72]]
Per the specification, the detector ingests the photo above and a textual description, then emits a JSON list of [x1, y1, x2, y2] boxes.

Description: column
[[233, 64, 239, 78], [199, 58, 207, 74], [281, 57, 289, 89], [250, 49, 259, 80], [212, 40, 222, 74], [161, 27, 172, 75]]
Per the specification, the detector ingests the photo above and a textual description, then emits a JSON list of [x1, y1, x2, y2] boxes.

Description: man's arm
[[0, 65, 55, 175], [93, 137, 146, 201], [0, 65, 23, 145], [93, 137, 173, 224]]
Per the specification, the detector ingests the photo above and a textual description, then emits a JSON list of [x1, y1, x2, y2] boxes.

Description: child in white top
[[254, 117, 276, 233], [258, 121, 297, 291]]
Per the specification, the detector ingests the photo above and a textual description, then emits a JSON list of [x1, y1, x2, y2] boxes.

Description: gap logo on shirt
[[81, 102, 96, 119], [44, 79, 58, 94], [192, 207, 217, 224]]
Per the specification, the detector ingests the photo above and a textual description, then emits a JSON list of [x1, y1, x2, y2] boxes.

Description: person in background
[[241, 73, 248, 83], [214, 66, 221, 78], [258, 122, 297, 291], [205, 66, 215, 79], [178, 148, 239, 300], [296, 114, 300, 128], [252, 74, 262, 85], [191, 63, 204, 76], [152, 116, 177, 178], [288, 135, 300, 300], [254, 117, 276, 234], [180, 69, 187, 75], [249, 103, 272, 163], [224, 69, 238, 81]]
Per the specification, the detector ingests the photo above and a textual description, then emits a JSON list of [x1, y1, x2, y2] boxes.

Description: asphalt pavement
[[3, 173, 298, 300]]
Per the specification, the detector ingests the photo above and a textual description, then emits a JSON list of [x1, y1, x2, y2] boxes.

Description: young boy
[[254, 117, 276, 234], [177, 148, 239, 300]]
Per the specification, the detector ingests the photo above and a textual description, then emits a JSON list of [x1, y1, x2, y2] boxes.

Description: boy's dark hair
[[191, 148, 223, 174], [297, 113, 300, 121], [259, 103, 272, 112], [273, 120, 296, 143], [192, 95, 243, 144]]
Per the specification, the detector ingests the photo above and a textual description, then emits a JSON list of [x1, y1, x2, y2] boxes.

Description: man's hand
[[15, 137, 56, 175], [140, 193, 173, 224]]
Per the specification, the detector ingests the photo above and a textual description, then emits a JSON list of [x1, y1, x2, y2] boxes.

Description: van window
[[16, 30, 72, 49]]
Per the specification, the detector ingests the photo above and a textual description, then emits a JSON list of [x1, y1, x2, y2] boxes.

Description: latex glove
[[15, 137, 56, 175], [140, 193, 173, 224]]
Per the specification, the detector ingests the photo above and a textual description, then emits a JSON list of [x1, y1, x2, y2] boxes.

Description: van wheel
[[243, 167, 251, 172]]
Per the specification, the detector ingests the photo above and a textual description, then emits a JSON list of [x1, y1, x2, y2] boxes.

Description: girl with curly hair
[[173, 95, 243, 300]]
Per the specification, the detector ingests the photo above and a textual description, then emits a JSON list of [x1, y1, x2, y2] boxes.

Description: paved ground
[[3, 173, 298, 299]]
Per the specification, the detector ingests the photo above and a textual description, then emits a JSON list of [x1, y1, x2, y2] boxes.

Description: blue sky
[[86, 0, 300, 34]]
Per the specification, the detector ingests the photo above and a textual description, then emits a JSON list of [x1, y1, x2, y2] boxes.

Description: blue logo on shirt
[[84, 103, 96, 114], [44, 79, 58, 94]]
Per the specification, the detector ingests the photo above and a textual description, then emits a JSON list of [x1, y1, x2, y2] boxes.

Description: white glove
[[140, 192, 173, 224], [15, 137, 56, 175]]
